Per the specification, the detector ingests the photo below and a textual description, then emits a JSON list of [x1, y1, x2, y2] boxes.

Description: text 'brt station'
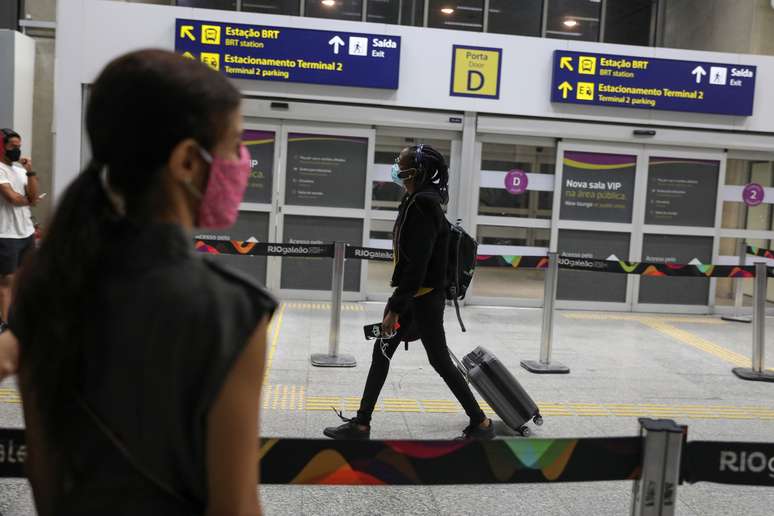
[[3, 0, 774, 514]]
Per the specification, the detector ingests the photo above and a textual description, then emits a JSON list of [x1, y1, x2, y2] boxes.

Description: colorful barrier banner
[[259, 436, 642, 485], [686, 441, 774, 487], [195, 239, 334, 258], [556, 256, 771, 278], [747, 245, 774, 260], [476, 255, 549, 269], [346, 246, 393, 262], [0, 428, 25, 478]]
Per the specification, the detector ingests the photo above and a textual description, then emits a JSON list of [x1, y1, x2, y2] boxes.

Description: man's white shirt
[[0, 162, 34, 239]]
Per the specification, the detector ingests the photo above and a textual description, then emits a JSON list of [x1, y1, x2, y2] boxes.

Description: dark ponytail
[[14, 49, 241, 458], [411, 144, 449, 204]]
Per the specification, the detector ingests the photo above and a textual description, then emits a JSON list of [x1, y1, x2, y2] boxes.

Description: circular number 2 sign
[[743, 183, 765, 207]]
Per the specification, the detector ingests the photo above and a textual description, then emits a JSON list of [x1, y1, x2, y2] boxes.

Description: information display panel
[[560, 151, 636, 224], [285, 133, 368, 209], [644, 158, 719, 227], [638, 234, 713, 305], [557, 230, 630, 303], [175, 18, 401, 89], [195, 211, 270, 285], [243, 130, 274, 204], [281, 215, 362, 291]]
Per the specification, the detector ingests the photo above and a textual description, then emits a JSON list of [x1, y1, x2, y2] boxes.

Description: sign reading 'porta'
[[174, 18, 401, 89], [551, 50, 756, 116], [450, 45, 502, 99]]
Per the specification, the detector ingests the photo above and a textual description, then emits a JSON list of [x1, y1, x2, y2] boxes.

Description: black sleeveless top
[[13, 223, 277, 514]]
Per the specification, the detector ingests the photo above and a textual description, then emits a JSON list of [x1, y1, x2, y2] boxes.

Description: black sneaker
[[323, 408, 370, 440], [457, 418, 495, 440]]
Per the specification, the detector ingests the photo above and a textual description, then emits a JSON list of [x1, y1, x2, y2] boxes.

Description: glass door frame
[[364, 127, 463, 301], [274, 122, 376, 301], [466, 133, 557, 307], [552, 140, 727, 314]]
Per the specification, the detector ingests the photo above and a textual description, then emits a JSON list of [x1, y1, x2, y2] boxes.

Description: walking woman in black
[[324, 144, 493, 440]]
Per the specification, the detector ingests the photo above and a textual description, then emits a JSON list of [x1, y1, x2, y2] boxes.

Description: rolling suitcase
[[450, 346, 543, 436]]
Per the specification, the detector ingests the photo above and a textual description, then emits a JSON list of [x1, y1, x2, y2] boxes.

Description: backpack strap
[[453, 297, 467, 333]]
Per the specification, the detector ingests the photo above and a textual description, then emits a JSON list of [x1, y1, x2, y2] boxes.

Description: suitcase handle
[[448, 348, 469, 383]]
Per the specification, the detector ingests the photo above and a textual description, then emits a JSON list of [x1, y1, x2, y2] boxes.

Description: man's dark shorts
[[0, 235, 35, 275]]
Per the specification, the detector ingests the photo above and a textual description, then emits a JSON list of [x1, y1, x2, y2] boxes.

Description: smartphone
[[363, 321, 400, 340]]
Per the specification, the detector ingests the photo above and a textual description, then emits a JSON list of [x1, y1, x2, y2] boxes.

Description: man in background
[[0, 128, 40, 323]]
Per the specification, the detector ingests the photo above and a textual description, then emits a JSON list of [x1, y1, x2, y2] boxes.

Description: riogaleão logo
[[720, 450, 774, 478], [267, 245, 325, 256], [353, 248, 393, 260], [558, 256, 607, 270]]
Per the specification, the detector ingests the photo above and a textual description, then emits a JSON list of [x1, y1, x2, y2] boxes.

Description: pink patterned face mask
[[194, 144, 251, 229]]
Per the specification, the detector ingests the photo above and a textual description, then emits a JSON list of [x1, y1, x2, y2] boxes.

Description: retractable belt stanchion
[[722, 240, 752, 323], [521, 252, 570, 374], [732, 261, 774, 382], [311, 242, 356, 368], [631, 418, 685, 516]]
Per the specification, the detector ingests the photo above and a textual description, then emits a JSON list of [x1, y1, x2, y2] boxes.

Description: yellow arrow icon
[[558, 81, 573, 99], [560, 56, 574, 71], [180, 25, 195, 41], [182, 52, 195, 60]]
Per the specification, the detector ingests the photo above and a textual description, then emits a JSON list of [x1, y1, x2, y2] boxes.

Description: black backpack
[[446, 219, 478, 332]]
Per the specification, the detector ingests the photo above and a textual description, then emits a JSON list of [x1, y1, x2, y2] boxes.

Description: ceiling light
[[563, 19, 578, 27], [441, 7, 455, 15], [322, 0, 335, 6]]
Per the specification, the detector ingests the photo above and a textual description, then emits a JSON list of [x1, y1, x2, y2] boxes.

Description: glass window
[[366, 0, 425, 25], [305, 0, 363, 21], [366, 219, 394, 294], [478, 142, 555, 219], [487, 0, 542, 36], [428, 0, 484, 32], [545, 0, 601, 41], [242, 0, 300, 15], [176, 0, 236, 9], [603, 0, 655, 46], [721, 159, 774, 231]]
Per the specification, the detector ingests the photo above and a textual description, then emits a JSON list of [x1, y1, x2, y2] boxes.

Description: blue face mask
[[390, 163, 404, 186]]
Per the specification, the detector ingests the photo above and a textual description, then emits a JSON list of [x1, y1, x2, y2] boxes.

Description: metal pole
[[631, 418, 684, 516], [732, 261, 774, 382], [311, 242, 356, 368], [521, 252, 569, 374], [722, 240, 752, 323]]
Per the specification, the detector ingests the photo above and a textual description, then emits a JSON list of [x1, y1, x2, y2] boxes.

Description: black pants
[[356, 289, 485, 426]]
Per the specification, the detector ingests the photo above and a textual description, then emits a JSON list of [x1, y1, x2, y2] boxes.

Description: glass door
[[364, 129, 460, 301], [274, 124, 375, 300], [632, 148, 724, 313], [551, 141, 645, 311]]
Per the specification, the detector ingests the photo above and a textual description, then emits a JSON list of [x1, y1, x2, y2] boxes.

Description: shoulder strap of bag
[[75, 395, 197, 509]]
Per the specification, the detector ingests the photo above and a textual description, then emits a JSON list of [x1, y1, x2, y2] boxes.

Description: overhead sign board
[[450, 45, 502, 99], [175, 18, 401, 89], [551, 50, 756, 116]]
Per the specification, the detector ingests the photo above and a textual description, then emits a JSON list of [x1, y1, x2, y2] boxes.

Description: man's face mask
[[4, 147, 20, 162], [390, 160, 416, 188]]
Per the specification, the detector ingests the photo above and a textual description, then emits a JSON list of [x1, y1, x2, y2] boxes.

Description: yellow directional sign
[[182, 51, 195, 60], [180, 25, 195, 41], [450, 45, 502, 99], [560, 56, 574, 72], [201, 25, 221, 45], [557, 81, 573, 99], [200, 52, 220, 71], [579, 56, 597, 75], [576, 82, 595, 101]]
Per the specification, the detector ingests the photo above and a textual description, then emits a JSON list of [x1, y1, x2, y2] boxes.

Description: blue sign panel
[[551, 50, 756, 116], [174, 19, 401, 89]]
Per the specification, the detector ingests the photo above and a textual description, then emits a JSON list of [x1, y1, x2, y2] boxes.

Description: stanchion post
[[521, 252, 570, 374], [311, 242, 356, 368], [732, 261, 774, 382], [722, 240, 752, 323], [631, 418, 684, 516]]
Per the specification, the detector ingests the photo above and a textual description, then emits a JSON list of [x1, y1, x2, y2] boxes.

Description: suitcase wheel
[[532, 415, 544, 426], [519, 426, 530, 437]]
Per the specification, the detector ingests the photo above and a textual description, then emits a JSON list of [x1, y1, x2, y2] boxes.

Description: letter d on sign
[[467, 71, 485, 91]]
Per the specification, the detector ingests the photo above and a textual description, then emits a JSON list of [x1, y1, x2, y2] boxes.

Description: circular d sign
[[743, 183, 765, 207], [504, 169, 529, 195]]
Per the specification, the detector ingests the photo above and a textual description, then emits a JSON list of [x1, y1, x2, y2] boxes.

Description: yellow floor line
[[263, 303, 286, 385]]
